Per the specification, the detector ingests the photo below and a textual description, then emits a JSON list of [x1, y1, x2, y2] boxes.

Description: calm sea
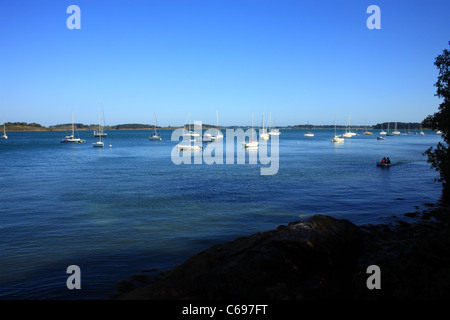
[[0, 128, 443, 299]]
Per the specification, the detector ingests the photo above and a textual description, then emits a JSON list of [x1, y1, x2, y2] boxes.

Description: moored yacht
[[61, 112, 85, 143]]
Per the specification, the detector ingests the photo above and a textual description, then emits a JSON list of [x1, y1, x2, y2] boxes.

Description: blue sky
[[0, 0, 449, 127]]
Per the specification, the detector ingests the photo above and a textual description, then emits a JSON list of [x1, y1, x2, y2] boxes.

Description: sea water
[[0, 129, 443, 299]]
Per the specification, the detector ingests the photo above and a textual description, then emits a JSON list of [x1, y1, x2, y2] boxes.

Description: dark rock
[[118, 215, 364, 300], [354, 214, 450, 299], [116, 206, 450, 300]]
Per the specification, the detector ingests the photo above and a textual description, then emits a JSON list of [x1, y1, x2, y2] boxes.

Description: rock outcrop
[[118, 214, 364, 299]]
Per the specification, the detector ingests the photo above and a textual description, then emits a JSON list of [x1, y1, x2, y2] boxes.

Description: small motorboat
[[376, 161, 392, 167], [377, 136, 385, 140]]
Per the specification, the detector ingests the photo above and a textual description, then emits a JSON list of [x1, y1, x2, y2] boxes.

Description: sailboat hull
[[177, 145, 203, 151], [61, 137, 84, 143], [342, 133, 352, 138], [243, 141, 259, 148]]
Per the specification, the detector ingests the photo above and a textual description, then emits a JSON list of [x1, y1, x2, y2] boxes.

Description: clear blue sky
[[0, 0, 449, 127]]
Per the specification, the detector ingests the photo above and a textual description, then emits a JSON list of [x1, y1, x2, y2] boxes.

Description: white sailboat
[[177, 142, 203, 151], [92, 140, 104, 147], [380, 123, 387, 135], [331, 118, 344, 143], [61, 112, 85, 143], [202, 132, 214, 142], [182, 113, 200, 137], [268, 113, 281, 136], [243, 112, 259, 148], [392, 122, 401, 135], [177, 113, 203, 150], [93, 105, 107, 137], [149, 112, 162, 141], [92, 113, 104, 147], [260, 113, 269, 140], [269, 128, 281, 135], [304, 120, 314, 137], [304, 131, 314, 137], [1, 119, 7, 140], [204, 110, 222, 142], [343, 116, 353, 138], [345, 116, 357, 137], [386, 122, 394, 136], [177, 134, 203, 150], [215, 110, 224, 140], [212, 110, 224, 141]]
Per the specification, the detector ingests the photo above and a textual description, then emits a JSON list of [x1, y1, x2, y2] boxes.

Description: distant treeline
[[4, 122, 47, 131], [5, 122, 44, 128], [286, 124, 348, 129], [49, 123, 100, 130], [373, 122, 423, 130], [4, 121, 429, 131], [113, 124, 153, 129], [285, 122, 426, 130], [114, 123, 220, 129]]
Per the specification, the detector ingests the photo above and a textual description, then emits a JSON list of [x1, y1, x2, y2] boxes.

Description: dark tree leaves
[[424, 42, 450, 198]]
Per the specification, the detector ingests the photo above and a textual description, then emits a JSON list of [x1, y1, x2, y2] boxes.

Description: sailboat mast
[[216, 109, 219, 134], [72, 111, 75, 136], [251, 112, 254, 140], [269, 112, 271, 131], [101, 103, 105, 132], [335, 117, 337, 136], [262, 113, 265, 132]]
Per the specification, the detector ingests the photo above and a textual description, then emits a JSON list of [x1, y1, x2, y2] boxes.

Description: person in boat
[[386, 157, 391, 164], [381, 157, 386, 163]]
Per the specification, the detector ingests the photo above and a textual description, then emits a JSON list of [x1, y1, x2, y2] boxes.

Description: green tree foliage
[[424, 42, 450, 198]]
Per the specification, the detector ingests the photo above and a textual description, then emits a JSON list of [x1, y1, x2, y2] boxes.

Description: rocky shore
[[114, 204, 450, 300]]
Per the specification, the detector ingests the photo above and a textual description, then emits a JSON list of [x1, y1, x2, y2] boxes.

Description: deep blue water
[[0, 128, 443, 299]]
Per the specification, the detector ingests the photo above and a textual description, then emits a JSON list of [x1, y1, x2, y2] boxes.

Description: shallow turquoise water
[[0, 129, 443, 299]]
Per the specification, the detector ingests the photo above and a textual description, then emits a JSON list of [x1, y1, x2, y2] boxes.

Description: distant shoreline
[[3, 122, 428, 132]]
